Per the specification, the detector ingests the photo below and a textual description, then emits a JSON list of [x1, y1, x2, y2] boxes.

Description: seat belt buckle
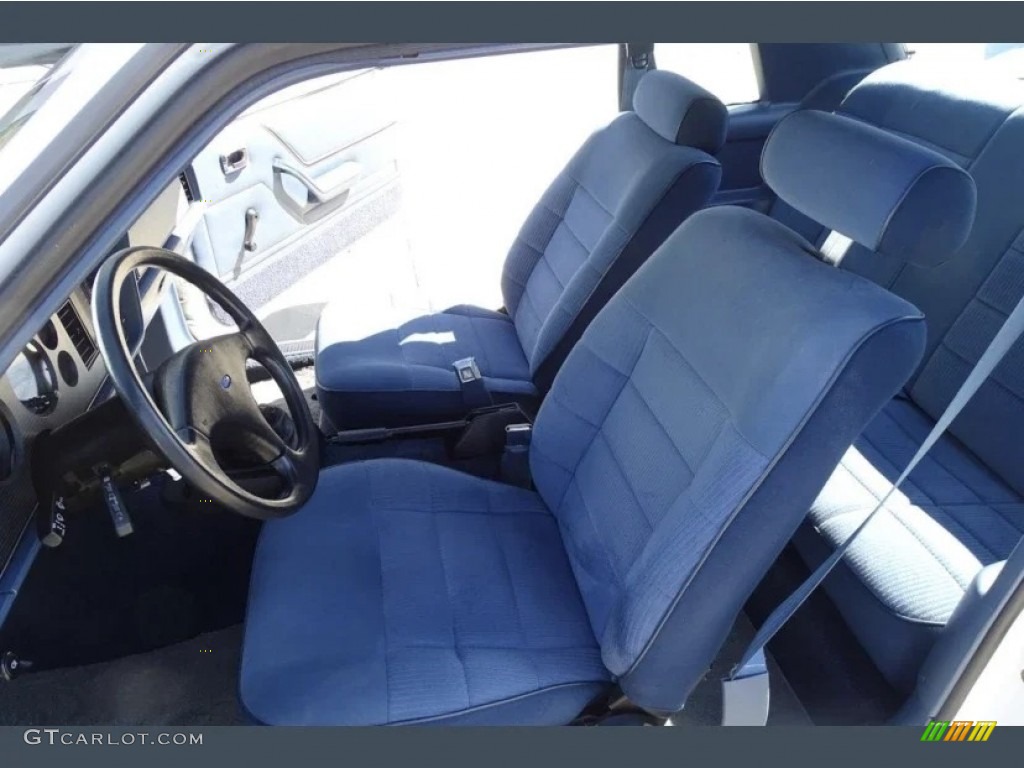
[[501, 423, 533, 489], [452, 357, 492, 409], [453, 357, 483, 385]]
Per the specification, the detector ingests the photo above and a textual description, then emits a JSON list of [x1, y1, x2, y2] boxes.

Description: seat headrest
[[762, 110, 977, 267], [633, 70, 728, 153], [840, 59, 1024, 161]]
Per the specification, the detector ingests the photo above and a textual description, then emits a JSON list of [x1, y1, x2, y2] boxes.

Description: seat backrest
[[775, 60, 1024, 497], [838, 61, 1024, 498], [530, 109, 976, 713], [500, 70, 728, 390]]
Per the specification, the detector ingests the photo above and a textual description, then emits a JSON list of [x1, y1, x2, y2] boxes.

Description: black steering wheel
[[92, 247, 319, 520]]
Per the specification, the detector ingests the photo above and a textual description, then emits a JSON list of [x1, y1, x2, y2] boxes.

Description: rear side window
[[654, 43, 760, 105]]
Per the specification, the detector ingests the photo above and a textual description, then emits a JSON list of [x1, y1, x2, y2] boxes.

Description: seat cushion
[[241, 459, 610, 726], [796, 397, 1024, 692], [316, 305, 538, 430]]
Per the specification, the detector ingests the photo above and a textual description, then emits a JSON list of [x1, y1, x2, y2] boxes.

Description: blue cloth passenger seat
[[781, 60, 1024, 694], [240, 108, 975, 725], [314, 70, 728, 430]]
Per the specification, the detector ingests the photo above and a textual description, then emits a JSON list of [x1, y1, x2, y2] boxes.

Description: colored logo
[[921, 720, 997, 742]]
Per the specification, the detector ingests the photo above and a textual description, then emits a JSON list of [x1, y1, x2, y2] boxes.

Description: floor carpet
[[0, 626, 247, 726]]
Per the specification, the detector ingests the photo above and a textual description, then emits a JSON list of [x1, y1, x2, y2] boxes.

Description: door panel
[[184, 69, 400, 344]]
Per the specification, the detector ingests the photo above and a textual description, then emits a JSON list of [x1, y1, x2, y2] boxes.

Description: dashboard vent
[[57, 302, 97, 369], [178, 172, 195, 203]]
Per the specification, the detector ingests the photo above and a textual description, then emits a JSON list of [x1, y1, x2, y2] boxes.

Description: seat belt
[[722, 286, 1024, 724], [620, 43, 654, 112]]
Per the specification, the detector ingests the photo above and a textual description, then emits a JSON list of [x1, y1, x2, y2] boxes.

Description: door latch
[[243, 208, 259, 252], [220, 147, 249, 176]]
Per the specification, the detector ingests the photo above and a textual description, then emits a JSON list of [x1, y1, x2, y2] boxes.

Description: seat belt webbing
[[730, 286, 1024, 683], [620, 43, 654, 112]]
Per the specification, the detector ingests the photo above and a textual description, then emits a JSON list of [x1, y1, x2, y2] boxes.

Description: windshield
[[0, 44, 76, 153], [0, 44, 144, 200]]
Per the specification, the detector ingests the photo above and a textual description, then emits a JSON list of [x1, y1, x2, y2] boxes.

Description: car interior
[[0, 42, 1022, 726]]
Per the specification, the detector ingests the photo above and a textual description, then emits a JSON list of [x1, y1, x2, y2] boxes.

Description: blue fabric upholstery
[[762, 110, 976, 266], [316, 305, 536, 430], [502, 114, 721, 376], [316, 80, 724, 430], [795, 398, 1024, 692], [243, 94, 972, 724], [242, 459, 609, 725], [783, 61, 1024, 691], [244, 206, 927, 722], [632, 69, 728, 152], [530, 206, 926, 712]]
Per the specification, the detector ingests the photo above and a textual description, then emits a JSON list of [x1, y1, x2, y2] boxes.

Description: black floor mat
[[745, 545, 903, 725], [0, 477, 260, 671], [0, 626, 246, 726]]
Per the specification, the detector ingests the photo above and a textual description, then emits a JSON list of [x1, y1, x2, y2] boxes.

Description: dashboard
[[0, 264, 170, 575]]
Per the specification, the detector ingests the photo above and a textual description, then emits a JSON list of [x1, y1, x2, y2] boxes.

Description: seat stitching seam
[[529, 438, 579, 478], [975, 292, 1011, 318], [355, 505, 550, 517], [913, 221, 1024, 392], [595, 428, 657, 531], [558, 216, 597, 259], [489, 514, 543, 691], [868, 408, 974, 501], [393, 642, 598, 652], [922, 506, 1016, 561], [834, 466, 986, 587], [569, 177, 616, 218], [623, 314, 926, 678], [874, 406, 1020, 509], [433, 501, 471, 709], [624, 377, 697, 478], [620, 297, 739, 425], [569, 473, 626, 590], [386, 681, 608, 726], [864, 413, 1024, 539], [965, 107, 1017, 172], [461, 313, 494, 374], [883, 399, 1018, 507], [518, 288, 544, 331], [829, 502, 977, 594], [938, 337, 1024, 402], [848, 447, 1021, 558], [556, 328, 656, 583], [538, 250, 569, 292], [856, 428, 941, 507], [552, 327, 654, 512], [366, 463, 393, 724]]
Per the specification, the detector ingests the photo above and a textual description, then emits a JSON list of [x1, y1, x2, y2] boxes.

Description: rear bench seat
[[784, 60, 1024, 693]]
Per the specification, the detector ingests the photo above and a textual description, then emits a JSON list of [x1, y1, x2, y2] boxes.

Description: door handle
[[271, 158, 360, 204], [243, 208, 259, 252], [232, 208, 260, 280], [220, 148, 249, 176]]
